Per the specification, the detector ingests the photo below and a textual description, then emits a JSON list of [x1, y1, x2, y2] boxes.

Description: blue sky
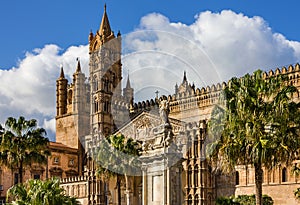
[[1, 0, 300, 140], [1, 0, 300, 69]]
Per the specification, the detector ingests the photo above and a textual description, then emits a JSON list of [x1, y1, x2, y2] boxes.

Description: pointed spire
[[76, 58, 82, 73], [126, 74, 132, 89], [89, 29, 94, 42], [99, 4, 112, 38], [59, 65, 65, 79], [183, 71, 187, 83]]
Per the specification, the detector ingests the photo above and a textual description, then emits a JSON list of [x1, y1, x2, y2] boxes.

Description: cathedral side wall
[[235, 184, 300, 205], [56, 115, 79, 149]]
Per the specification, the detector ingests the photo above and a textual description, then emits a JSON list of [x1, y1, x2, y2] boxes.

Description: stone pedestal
[[140, 125, 183, 205]]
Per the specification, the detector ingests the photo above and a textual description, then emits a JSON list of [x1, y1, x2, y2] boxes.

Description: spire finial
[[76, 57, 81, 73], [183, 71, 187, 83], [99, 3, 112, 38], [126, 73, 131, 89], [59, 65, 65, 79]]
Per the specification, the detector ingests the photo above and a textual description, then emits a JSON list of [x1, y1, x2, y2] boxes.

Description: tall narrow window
[[187, 195, 192, 205], [112, 73, 116, 88], [194, 195, 199, 205], [14, 173, 19, 185], [103, 77, 109, 92], [188, 166, 192, 188], [282, 167, 287, 182], [104, 100, 109, 113], [194, 165, 199, 187], [93, 76, 98, 91], [235, 171, 240, 185], [194, 141, 199, 158]]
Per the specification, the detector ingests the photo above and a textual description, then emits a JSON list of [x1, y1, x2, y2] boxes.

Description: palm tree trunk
[[254, 163, 263, 205], [19, 160, 23, 184], [117, 176, 121, 205]]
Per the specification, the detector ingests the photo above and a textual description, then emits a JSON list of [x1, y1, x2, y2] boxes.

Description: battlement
[[130, 63, 300, 119]]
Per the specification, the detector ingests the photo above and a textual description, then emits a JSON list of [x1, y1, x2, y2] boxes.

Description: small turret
[[89, 30, 94, 42], [123, 74, 134, 104], [75, 58, 82, 73], [56, 65, 68, 116]]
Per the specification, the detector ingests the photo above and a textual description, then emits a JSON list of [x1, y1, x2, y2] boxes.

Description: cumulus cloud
[[123, 10, 300, 100], [0, 44, 89, 141], [0, 10, 300, 140]]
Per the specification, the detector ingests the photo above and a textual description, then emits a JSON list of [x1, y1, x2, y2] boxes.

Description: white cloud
[[122, 10, 300, 101], [0, 44, 89, 141], [0, 10, 299, 140]]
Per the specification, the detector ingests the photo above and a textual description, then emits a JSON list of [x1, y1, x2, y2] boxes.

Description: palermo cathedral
[[2, 5, 300, 205]]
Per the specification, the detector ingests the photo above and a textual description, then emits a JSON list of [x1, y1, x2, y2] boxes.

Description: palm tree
[[207, 70, 300, 205], [7, 178, 79, 205], [0, 116, 50, 184], [93, 133, 141, 205]]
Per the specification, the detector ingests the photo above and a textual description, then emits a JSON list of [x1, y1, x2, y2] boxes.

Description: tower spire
[[126, 74, 132, 89], [183, 71, 187, 83], [76, 58, 82, 73], [59, 65, 65, 79], [99, 4, 112, 38]]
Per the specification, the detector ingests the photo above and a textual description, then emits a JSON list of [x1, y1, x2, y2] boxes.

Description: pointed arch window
[[188, 166, 192, 188], [103, 99, 109, 113], [103, 77, 109, 92], [194, 140, 199, 158], [187, 195, 192, 205], [92, 75, 98, 91], [282, 167, 287, 182], [112, 73, 116, 88], [194, 165, 199, 187], [235, 171, 240, 185], [194, 195, 199, 205]]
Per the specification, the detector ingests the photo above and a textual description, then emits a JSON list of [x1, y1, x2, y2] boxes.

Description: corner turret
[[56, 65, 68, 116]]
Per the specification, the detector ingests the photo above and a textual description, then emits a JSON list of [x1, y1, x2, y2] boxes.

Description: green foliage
[[216, 195, 273, 205], [216, 196, 238, 205], [93, 133, 142, 178], [207, 70, 300, 204], [7, 178, 79, 205], [294, 187, 300, 200], [0, 116, 50, 183]]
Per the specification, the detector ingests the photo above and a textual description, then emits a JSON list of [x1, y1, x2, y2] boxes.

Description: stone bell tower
[[88, 4, 123, 136]]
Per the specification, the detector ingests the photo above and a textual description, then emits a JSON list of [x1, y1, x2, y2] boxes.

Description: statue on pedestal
[[159, 99, 170, 126]]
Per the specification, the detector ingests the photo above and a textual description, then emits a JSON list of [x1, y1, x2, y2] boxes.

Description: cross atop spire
[[99, 4, 112, 38]]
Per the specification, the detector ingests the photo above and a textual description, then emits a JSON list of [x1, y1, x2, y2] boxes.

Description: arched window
[[188, 166, 192, 188], [112, 73, 116, 88], [103, 77, 109, 92], [92, 75, 98, 91], [103, 100, 109, 113], [194, 165, 199, 187], [194, 141, 199, 158], [67, 90, 73, 104], [187, 195, 192, 205], [235, 171, 239, 185], [282, 167, 287, 182], [194, 195, 199, 205]]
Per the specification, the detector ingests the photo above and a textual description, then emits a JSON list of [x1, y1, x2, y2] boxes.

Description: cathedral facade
[[55, 6, 300, 205]]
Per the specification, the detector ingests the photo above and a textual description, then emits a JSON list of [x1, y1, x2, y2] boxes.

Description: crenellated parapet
[[131, 98, 160, 113], [130, 64, 300, 124]]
